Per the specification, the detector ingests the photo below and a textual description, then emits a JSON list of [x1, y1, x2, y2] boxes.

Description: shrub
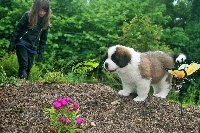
[[29, 64, 43, 82], [66, 72, 87, 83], [0, 53, 18, 77], [72, 59, 99, 73], [119, 14, 172, 52], [0, 66, 20, 86], [42, 71, 66, 83]]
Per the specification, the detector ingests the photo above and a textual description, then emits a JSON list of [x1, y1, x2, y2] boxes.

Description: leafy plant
[[119, 14, 172, 52], [72, 59, 99, 73], [101, 69, 122, 90], [66, 72, 87, 83], [0, 53, 18, 77], [29, 64, 43, 82], [44, 97, 83, 133], [42, 71, 66, 83], [0, 66, 21, 86], [0, 66, 7, 86], [161, 27, 189, 52]]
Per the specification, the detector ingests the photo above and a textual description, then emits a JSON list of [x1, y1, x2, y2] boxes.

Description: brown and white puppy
[[103, 45, 186, 101]]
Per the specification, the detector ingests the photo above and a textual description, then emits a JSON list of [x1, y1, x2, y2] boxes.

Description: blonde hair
[[28, 0, 51, 30]]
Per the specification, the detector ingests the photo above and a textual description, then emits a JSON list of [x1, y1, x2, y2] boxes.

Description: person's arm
[[8, 12, 29, 53], [37, 27, 48, 63]]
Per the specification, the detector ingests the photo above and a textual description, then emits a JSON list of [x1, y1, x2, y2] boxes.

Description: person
[[8, 0, 51, 79]]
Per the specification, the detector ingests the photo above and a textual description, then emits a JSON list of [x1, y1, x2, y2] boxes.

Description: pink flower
[[60, 99, 68, 106], [65, 118, 70, 125], [57, 98, 64, 102], [73, 102, 79, 110], [68, 107, 73, 111], [53, 101, 62, 110], [58, 117, 65, 122], [76, 117, 83, 125], [64, 97, 73, 103]]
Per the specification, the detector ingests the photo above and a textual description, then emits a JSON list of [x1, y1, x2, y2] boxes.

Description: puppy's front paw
[[118, 90, 130, 96], [133, 96, 147, 101]]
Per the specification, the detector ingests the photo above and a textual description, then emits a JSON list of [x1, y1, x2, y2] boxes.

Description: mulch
[[0, 82, 199, 133]]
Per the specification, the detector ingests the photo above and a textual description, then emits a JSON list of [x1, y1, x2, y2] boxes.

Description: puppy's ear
[[111, 48, 131, 68]]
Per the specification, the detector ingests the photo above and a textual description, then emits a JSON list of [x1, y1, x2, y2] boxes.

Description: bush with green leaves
[[42, 71, 67, 84], [0, 53, 18, 77], [72, 60, 99, 73], [118, 14, 172, 52], [101, 69, 122, 90], [0, 66, 7, 86], [0, 66, 20, 86], [185, 21, 200, 61], [61, 59, 99, 83], [161, 27, 189, 53], [167, 80, 200, 106], [29, 64, 43, 82], [65, 72, 87, 83]]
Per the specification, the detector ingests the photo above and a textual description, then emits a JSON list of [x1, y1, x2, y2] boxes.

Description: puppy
[[103, 45, 186, 101]]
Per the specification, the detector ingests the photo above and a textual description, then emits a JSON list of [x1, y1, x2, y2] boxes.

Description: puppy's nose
[[104, 62, 108, 69]]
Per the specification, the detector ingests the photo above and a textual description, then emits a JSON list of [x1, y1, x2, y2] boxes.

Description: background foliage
[[0, 0, 199, 106]]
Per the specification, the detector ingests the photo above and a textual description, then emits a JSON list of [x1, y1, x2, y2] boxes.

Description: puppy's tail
[[173, 53, 186, 63]]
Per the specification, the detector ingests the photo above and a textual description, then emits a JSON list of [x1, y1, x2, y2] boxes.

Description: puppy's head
[[103, 45, 131, 73]]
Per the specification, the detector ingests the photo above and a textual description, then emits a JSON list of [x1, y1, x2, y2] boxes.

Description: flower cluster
[[53, 97, 78, 110], [46, 97, 83, 132]]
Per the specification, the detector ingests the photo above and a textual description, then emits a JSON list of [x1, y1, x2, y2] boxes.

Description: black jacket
[[9, 11, 49, 62]]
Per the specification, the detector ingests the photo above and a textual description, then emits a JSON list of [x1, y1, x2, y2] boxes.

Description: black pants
[[16, 45, 34, 79]]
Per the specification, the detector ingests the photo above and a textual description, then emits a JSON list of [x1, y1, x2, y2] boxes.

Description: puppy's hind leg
[[153, 84, 171, 98], [153, 75, 171, 98], [134, 80, 151, 101], [152, 84, 161, 95], [118, 81, 134, 96]]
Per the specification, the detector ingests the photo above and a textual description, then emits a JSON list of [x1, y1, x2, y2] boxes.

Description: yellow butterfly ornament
[[166, 62, 200, 131], [168, 63, 200, 78]]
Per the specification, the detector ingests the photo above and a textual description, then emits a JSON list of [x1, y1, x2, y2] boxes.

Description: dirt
[[0, 82, 200, 133]]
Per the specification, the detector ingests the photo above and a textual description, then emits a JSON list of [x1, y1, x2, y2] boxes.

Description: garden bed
[[0, 82, 199, 133]]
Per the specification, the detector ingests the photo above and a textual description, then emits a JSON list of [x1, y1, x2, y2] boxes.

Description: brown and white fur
[[103, 45, 186, 101]]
